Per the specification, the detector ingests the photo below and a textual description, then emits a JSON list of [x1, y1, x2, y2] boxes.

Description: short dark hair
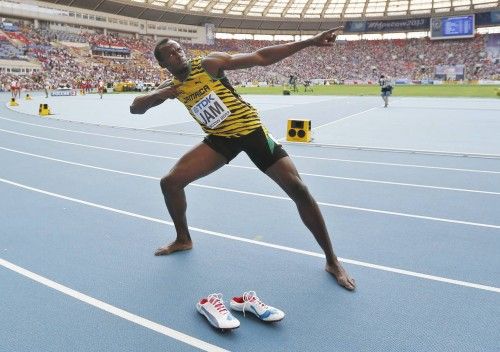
[[380, 75, 385, 78], [154, 38, 171, 62]]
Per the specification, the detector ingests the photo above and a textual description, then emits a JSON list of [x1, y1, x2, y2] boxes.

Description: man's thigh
[[168, 142, 227, 184]]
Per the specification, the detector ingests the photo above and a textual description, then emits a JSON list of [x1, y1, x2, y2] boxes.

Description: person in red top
[[10, 79, 19, 99], [98, 79, 105, 99]]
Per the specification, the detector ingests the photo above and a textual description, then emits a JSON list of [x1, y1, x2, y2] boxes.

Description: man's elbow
[[253, 51, 271, 66], [259, 56, 272, 67], [129, 105, 144, 114]]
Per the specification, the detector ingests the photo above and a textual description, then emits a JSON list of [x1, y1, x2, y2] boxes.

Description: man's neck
[[172, 65, 189, 82]]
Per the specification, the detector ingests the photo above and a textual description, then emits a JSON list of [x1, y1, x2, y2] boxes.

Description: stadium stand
[[0, 21, 498, 92]]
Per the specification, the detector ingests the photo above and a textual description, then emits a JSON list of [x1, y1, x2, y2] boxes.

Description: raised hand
[[309, 26, 344, 47]]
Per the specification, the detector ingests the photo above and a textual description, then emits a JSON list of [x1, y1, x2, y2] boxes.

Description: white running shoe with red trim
[[230, 291, 285, 322], [196, 293, 240, 330]]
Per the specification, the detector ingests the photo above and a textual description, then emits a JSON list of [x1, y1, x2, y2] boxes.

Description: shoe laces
[[242, 291, 268, 316], [207, 293, 228, 315]]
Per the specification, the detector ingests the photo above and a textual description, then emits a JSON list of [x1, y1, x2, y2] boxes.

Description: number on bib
[[191, 91, 231, 129]]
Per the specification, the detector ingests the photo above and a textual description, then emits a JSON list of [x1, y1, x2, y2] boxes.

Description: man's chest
[[177, 79, 213, 106]]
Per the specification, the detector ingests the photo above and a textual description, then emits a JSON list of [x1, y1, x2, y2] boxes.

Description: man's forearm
[[156, 79, 172, 90], [130, 92, 165, 114], [256, 39, 312, 66]]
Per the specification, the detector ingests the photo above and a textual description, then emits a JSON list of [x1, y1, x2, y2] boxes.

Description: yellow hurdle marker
[[25, 94, 32, 100], [9, 98, 19, 106], [39, 103, 51, 116], [286, 119, 312, 143]]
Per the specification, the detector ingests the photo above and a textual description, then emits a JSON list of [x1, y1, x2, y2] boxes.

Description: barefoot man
[[130, 27, 356, 290]]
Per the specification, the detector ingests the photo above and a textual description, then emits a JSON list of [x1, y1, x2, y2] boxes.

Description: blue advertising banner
[[472, 11, 500, 25], [490, 10, 500, 24], [346, 18, 429, 33]]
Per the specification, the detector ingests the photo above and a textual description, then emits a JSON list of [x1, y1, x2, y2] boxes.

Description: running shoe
[[230, 291, 285, 322], [196, 293, 240, 330]]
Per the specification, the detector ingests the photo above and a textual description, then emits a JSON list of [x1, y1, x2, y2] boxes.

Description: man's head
[[380, 75, 385, 79], [154, 39, 188, 74]]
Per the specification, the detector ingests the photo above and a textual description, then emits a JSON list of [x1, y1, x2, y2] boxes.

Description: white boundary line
[[0, 258, 228, 352], [2, 118, 500, 175], [2, 145, 500, 228], [4, 106, 500, 159], [311, 107, 379, 130], [2, 104, 204, 137], [2, 146, 500, 196], [0, 115, 194, 147], [290, 154, 500, 175], [277, 106, 379, 142], [282, 141, 500, 159], [0, 127, 180, 161], [0, 177, 499, 294], [2, 126, 500, 183], [1, 145, 500, 229]]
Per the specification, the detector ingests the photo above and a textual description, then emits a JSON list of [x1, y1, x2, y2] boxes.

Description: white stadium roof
[[38, 0, 500, 30], [132, 0, 498, 19]]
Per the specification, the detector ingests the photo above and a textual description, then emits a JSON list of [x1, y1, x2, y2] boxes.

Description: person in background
[[11, 79, 19, 100], [44, 81, 50, 98], [379, 74, 393, 107], [98, 79, 105, 99]]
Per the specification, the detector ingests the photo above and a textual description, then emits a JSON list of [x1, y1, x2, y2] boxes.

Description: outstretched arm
[[202, 27, 343, 76], [130, 82, 180, 114]]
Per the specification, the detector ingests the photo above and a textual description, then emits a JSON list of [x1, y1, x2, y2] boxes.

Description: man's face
[[157, 41, 188, 73]]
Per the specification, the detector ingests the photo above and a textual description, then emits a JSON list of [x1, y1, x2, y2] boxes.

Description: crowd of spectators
[[0, 21, 498, 93]]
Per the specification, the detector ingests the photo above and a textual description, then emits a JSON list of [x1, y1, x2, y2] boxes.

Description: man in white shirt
[[379, 75, 393, 107]]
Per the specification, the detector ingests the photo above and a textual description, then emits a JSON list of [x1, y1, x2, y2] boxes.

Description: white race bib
[[191, 91, 231, 129]]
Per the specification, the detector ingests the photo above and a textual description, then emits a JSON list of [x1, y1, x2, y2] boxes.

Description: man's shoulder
[[200, 54, 226, 79]]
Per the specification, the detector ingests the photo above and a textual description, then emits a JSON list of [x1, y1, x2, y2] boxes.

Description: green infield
[[235, 84, 500, 98]]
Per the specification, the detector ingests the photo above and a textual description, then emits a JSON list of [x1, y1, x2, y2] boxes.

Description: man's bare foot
[[325, 262, 356, 291], [154, 240, 192, 256]]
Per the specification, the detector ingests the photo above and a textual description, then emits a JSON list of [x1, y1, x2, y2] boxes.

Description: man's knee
[[160, 173, 186, 194], [287, 179, 310, 201]]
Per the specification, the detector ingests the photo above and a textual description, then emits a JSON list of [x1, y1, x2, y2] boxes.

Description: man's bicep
[[205, 52, 265, 72]]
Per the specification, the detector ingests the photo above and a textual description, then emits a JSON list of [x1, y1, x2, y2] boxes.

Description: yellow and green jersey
[[172, 57, 262, 138]]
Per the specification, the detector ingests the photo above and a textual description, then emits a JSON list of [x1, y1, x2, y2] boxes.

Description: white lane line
[[5, 109, 500, 159], [2, 107, 204, 137], [0, 127, 180, 161], [287, 141, 500, 159], [191, 183, 500, 229], [1, 146, 500, 229], [299, 170, 500, 196], [0, 258, 228, 352], [3, 146, 500, 196], [312, 107, 379, 130], [277, 106, 379, 141], [1, 121, 499, 175], [1, 177, 499, 294], [0, 115, 193, 147], [291, 154, 500, 175]]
